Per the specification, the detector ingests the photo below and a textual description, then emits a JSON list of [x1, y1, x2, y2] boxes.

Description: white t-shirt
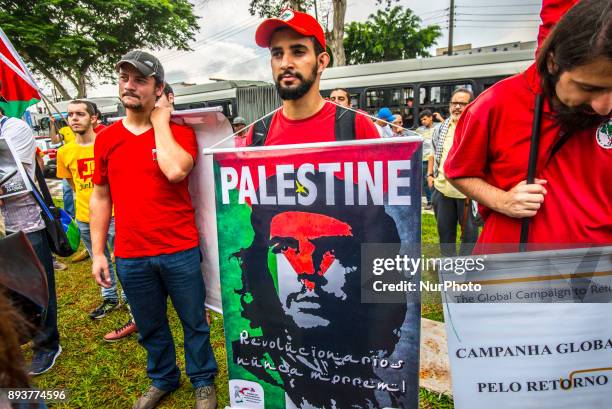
[[375, 123, 394, 138], [0, 116, 45, 233]]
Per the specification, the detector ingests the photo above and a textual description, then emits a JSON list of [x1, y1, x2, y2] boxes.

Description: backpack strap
[[250, 113, 275, 147], [334, 106, 356, 141]]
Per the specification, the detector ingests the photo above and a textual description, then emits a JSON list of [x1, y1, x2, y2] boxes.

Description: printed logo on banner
[[229, 380, 264, 408], [595, 119, 612, 149]]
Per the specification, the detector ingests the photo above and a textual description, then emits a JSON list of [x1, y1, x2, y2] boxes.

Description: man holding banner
[[445, 0, 611, 247], [245, 9, 378, 146], [90, 51, 217, 409], [211, 9, 421, 409]]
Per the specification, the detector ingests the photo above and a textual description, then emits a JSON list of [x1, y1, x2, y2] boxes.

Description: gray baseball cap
[[115, 50, 164, 82]]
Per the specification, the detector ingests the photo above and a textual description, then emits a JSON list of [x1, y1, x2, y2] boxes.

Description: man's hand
[[92, 254, 112, 288], [151, 93, 172, 125], [427, 175, 434, 189], [499, 179, 548, 218]]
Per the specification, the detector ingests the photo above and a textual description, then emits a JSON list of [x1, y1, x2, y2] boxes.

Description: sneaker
[[53, 259, 67, 271], [29, 345, 62, 376], [194, 385, 217, 409], [133, 385, 172, 409], [71, 249, 90, 263], [89, 299, 119, 319], [104, 319, 138, 342]]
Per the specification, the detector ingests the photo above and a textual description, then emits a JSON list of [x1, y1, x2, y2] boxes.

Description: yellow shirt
[[433, 121, 465, 199], [56, 141, 96, 223], [59, 126, 75, 144]]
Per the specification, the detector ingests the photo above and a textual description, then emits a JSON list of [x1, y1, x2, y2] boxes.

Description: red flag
[[0, 27, 40, 118]]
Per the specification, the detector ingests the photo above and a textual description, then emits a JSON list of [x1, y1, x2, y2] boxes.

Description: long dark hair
[[535, 0, 611, 134]]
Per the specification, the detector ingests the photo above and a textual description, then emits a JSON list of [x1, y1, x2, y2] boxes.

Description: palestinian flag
[[0, 27, 40, 118]]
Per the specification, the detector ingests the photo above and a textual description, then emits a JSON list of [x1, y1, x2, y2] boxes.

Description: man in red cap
[[245, 9, 378, 146]]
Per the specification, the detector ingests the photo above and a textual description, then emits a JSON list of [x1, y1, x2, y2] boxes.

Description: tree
[[248, 0, 348, 67], [344, 5, 442, 65], [0, 0, 199, 99]]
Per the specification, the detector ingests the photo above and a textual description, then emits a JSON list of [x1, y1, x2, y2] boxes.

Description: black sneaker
[[29, 345, 62, 376], [89, 299, 119, 319]]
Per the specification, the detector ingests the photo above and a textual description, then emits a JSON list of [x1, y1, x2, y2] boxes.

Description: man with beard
[[233, 172, 410, 409], [90, 50, 217, 409], [428, 88, 479, 256], [445, 0, 611, 246], [245, 9, 378, 146]]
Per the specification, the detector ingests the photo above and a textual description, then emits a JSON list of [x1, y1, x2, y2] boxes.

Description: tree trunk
[[328, 0, 347, 66], [77, 73, 87, 98], [26, 58, 72, 100], [289, 0, 304, 10]]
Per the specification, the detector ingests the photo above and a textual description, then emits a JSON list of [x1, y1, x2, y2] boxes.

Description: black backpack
[[250, 105, 357, 146]]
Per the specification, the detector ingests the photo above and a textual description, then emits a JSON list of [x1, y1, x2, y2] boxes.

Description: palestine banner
[[0, 27, 40, 118], [209, 138, 422, 409], [440, 246, 612, 409]]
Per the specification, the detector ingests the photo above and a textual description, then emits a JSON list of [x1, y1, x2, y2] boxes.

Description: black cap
[[115, 50, 164, 82]]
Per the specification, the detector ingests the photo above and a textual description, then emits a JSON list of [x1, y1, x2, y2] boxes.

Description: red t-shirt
[[245, 101, 379, 146], [94, 123, 106, 134], [445, 64, 612, 246], [93, 120, 200, 258]]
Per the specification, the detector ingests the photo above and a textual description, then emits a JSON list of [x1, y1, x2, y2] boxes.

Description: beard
[[544, 74, 608, 135], [274, 64, 318, 101], [552, 100, 608, 135], [121, 92, 144, 111]]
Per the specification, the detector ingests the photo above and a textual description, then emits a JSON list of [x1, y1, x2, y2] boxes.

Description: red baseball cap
[[255, 9, 326, 50]]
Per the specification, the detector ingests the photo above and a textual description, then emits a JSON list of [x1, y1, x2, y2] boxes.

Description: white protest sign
[[441, 246, 612, 409]]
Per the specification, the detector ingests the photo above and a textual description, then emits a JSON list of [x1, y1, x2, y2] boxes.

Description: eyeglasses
[[450, 101, 469, 107]]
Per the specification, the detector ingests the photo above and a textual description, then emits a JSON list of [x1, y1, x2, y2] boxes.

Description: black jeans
[[27, 229, 60, 352], [431, 189, 479, 257]]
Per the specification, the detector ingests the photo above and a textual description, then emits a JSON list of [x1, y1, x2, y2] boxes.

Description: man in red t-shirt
[[445, 0, 611, 249], [245, 9, 378, 146], [90, 50, 218, 408]]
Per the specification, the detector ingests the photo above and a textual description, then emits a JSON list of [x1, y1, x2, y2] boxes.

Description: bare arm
[[427, 154, 434, 188], [448, 176, 548, 218], [49, 117, 62, 144], [66, 178, 75, 191], [90, 183, 113, 288], [150, 95, 194, 183]]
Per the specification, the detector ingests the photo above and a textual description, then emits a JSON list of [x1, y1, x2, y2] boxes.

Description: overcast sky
[[66, 0, 543, 98]]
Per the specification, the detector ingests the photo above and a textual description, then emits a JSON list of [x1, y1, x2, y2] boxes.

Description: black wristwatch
[[427, 173, 434, 177]]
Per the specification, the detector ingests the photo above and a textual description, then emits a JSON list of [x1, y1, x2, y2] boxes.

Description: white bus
[[319, 48, 535, 128]]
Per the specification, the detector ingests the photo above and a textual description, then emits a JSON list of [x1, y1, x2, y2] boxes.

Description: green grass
[[29, 209, 450, 408]]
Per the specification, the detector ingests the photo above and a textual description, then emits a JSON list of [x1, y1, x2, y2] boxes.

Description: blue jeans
[[116, 247, 217, 390], [422, 161, 432, 204], [27, 229, 60, 353], [62, 179, 75, 218], [77, 218, 125, 303]]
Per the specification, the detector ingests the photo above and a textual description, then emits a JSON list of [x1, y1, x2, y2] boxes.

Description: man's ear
[[318, 52, 330, 75], [155, 83, 164, 98], [546, 52, 558, 75]]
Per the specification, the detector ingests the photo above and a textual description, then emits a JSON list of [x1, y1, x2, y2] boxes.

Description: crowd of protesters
[[0, 0, 610, 408]]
